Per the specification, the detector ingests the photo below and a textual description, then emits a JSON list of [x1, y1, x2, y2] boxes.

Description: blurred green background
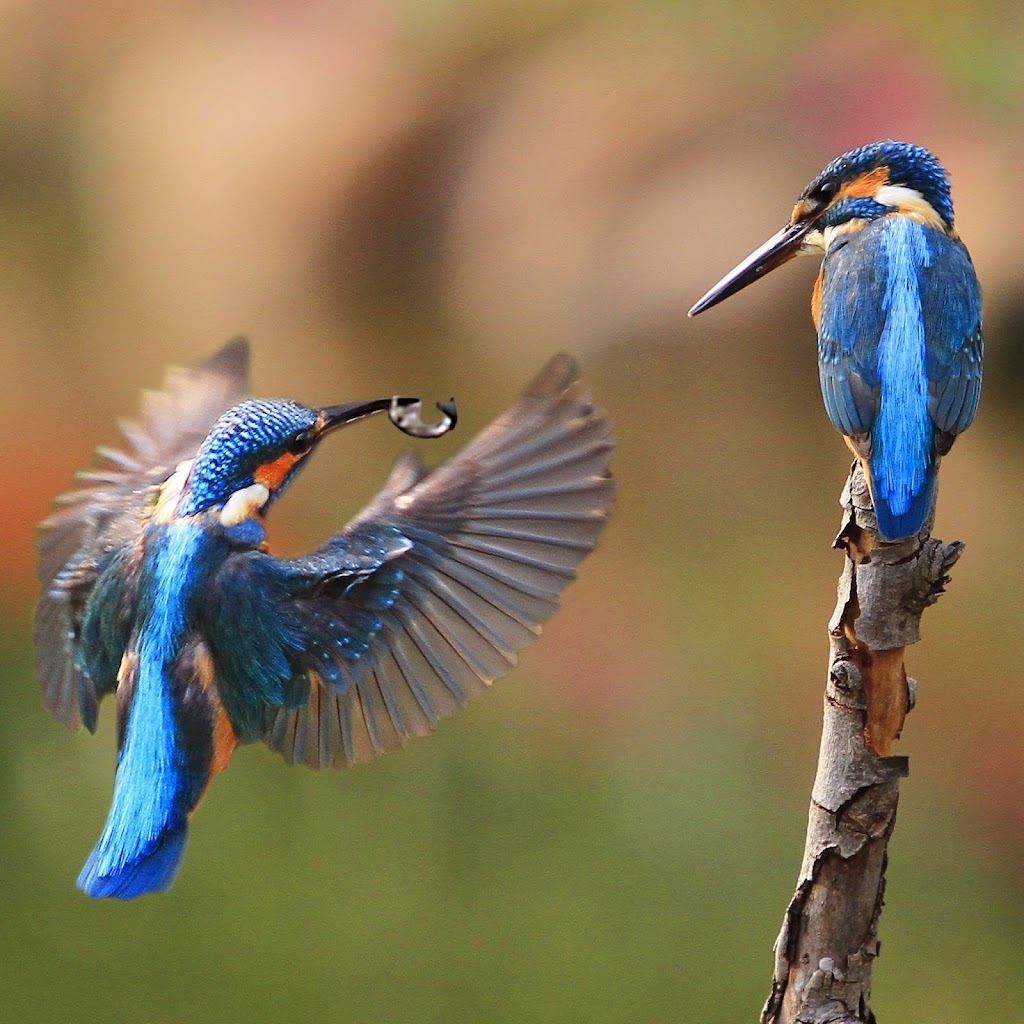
[[2, 2, 1023, 1021]]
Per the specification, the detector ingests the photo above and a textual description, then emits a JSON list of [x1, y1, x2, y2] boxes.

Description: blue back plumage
[[817, 214, 982, 540], [78, 524, 219, 899], [871, 219, 933, 535]]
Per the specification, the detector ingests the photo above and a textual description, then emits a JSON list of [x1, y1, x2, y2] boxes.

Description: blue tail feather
[[77, 824, 188, 899], [871, 462, 937, 541]]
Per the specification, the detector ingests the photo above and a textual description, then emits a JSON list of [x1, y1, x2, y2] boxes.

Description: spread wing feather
[[34, 338, 250, 730], [207, 354, 614, 769]]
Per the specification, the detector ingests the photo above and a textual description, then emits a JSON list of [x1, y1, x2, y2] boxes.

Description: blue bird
[[35, 339, 614, 899], [689, 140, 982, 540]]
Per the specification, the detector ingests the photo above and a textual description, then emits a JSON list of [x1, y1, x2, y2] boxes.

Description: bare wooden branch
[[761, 462, 964, 1024]]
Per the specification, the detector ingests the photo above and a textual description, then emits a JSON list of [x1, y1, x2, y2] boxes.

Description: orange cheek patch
[[791, 198, 815, 222], [837, 166, 889, 201], [254, 451, 301, 490]]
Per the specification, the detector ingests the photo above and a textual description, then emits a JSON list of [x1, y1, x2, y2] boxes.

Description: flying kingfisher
[[35, 339, 614, 899], [689, 140, 982, 540]]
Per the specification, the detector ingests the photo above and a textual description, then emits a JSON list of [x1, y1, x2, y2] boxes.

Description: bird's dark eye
[[286, 429, 316, 455], [810, 180, 839, 205]]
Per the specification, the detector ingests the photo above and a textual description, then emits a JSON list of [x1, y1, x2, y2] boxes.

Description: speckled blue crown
[[802, 141, 954, 229], [178, 399, 318, 516]]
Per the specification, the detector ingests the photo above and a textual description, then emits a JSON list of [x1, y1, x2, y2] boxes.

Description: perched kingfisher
[[689, 140, 982, 540], [35, 339, 614, 899]]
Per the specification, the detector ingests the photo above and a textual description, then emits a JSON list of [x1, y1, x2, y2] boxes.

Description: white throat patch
[[220, 483, 270, 527]]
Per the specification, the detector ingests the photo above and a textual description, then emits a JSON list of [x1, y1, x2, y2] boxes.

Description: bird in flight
[[35, 339, 614, 898]]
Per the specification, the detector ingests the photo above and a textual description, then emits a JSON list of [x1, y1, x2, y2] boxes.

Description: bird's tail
[[78, 823, 188, 899], [867, 457, 938, 541], [77, 650, 218, 899]]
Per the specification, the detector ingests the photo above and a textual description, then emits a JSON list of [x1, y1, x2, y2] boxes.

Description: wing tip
[[204, 336, 250, 380], [523, 353, 614, 461], [524, 353, 580, 399], [42, 688, 84, 733], [383, 451, 426, 496]]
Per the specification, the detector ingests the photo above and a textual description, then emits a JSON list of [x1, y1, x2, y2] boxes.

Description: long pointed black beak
[[318, 396, 458, 439], [688, 220, 813, 317]]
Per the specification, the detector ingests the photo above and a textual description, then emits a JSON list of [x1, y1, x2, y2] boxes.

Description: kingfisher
[[35, 339, 614, 899], [689, 140, 982, 540]]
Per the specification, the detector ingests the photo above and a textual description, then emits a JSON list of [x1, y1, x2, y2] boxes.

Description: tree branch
[[761, 462, 964, 1024]]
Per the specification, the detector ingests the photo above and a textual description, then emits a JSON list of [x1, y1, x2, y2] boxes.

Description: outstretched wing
[[204, 353, 614, 768], [35, 338, 250, 730]]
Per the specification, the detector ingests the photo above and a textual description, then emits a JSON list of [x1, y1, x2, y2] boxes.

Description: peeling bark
[[761, 463, 963, 1024]]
